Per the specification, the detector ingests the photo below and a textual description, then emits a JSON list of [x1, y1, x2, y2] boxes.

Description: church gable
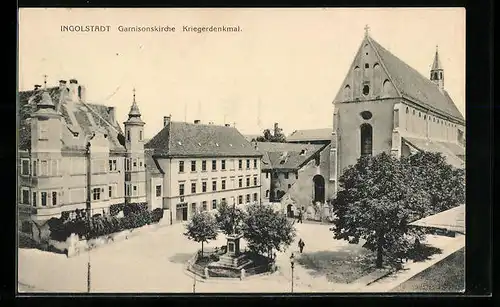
[[333, 36, 399, 104]]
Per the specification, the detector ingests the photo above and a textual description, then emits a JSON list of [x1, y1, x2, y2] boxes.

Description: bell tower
[[430, 45, 444, 91], [123, 88, 146, 205]]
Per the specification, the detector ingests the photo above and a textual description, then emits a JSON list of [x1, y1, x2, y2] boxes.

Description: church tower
[[430, 45, 444, 91], [123, 88, 147, 205]]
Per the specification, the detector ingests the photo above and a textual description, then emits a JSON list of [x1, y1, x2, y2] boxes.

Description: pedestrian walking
[[298, 239, 305, 253], [297, 210, 303, 224]]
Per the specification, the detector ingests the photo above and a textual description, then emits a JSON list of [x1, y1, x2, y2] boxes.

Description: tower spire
[[430, 45, 444, 90], [43, 74, 48, 89], [127, 87, 142, 119], [364, 24, 370, 37]]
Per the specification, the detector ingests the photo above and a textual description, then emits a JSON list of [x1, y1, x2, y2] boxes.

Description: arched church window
[[440, 72, 443, 79], [344, 85, 351, 100], [363, 85, 370, 96], [382, 79, 391, 96], [360, 124, 373, 157], [406, 107, 409, 114], [127, 131, 130, 142], [412, 110, 415, 115], [365, 63, 369, 68], [433, 72, 438, 79]]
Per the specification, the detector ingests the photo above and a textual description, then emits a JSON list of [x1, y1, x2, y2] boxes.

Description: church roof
[[402, 136, 465, 169], [287, 128, 332, 143], [18, 84, 126, 152], [145, 121, 262, 158], [367, 36, 465, 123]]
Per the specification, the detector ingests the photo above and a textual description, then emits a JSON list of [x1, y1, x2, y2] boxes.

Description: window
[[238, 160, 242, 170], [295, 172, 298, 179], [246, 159, 250, 169], [52, 191, 57, 206], [32, 161, 37, 176], [288, 184, 292, 189], [285, 173, 289, 179], [139, 130, 143, 141], [202, 201, 207, 211], [266, 173, 269, 179], [41, 192, 47, 206], [139, 160, 143, 168], [360, 124, 373, 157], [202, 160, 207, 171], [156, 185, 161, 197], [109, 160, 113, 171], [39, 122, 48, 139], [202, 182, 207, 192], [191, 161, 196, 172], [238, 195, 243, 204], [363, 85, 370, 96], [191, 203, 196, 213], [413, 110, 416, 115], [109, 186, 113, 198], [21, 159, 30, 176], [246, 178, 250, 187], [222, 198, 226, 204], [265, 190, 269, 198], [253, 193, 258, 202], [212, 180, 217, 191], [127, 131, 130, 142], [133, 185, 137, 196], [191, 182, 196, 194], [179, 184, 185, 196], [126, 159, 130, 171], [179, 161, 184, 173], [365, 63, 369, 68], [253, 177, 257, 186], [212, 200, 217, 209], [254, 159, 257, 169], [238, 178, 243, 188], [361, 111, 372, 120], [212, 160, 217, 171], [221, 160, 226, 170], [222, 180, 226, 190], [40, 160, 48, 176], [246, 194, 250, 203], [93, 188, 101, 201], [21, 189, 29, 204], [32, 192, 37, 207], [133, 160, 137, 168], [126, 184, 131, 196]]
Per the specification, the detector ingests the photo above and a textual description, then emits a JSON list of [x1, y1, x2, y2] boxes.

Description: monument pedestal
[[226, 233, 243, 256], [210, 233, 251, 269]]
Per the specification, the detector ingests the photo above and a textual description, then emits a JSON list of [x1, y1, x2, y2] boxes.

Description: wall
[[147, 175, 163, 210], [260, 171, 271, 201], [157, 156, 261, 220], [336, 98, 398, 174]]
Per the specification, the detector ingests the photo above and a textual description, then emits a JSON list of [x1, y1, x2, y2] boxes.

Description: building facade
[[145, 118, 262, 222], [17, 79, 146, 241], [330, 30, 466, 196]]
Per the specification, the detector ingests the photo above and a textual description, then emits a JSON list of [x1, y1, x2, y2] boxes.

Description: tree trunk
[[201, 241, 204, 257], [376, 234, 383, 268]]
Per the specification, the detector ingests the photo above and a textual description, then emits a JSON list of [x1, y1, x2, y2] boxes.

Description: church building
[[330, 28, 466, 196]]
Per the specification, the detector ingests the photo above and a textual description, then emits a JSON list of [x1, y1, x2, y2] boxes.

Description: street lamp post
[[192, 272, 196, 293], [85, 141, 92, 293], [290, 253, 295, 293]]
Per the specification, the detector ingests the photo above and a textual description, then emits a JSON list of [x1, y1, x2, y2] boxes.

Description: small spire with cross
[[43, 74, 48, 89], [364, 24, 370, 37], [132, 87, 136, 103]]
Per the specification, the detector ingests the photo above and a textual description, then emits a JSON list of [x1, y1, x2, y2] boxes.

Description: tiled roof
[[402, 136, 465, 169], [368, 37, 465, 122], [18, 85, 126, 152], [256, 142, 326, 170], [144, 149, 164, 175], [145, 121, 262, 158], [287, 128, 332, 142], [410, 204, 465, 234]]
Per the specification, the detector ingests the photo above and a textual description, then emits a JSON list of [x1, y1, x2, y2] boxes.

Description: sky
[[18, 8, 465, 139]]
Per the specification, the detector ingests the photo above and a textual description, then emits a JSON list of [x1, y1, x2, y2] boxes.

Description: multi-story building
[[145, 117, 263, 222], [17, 79, 146, 241], [330, 29, 465, 197]]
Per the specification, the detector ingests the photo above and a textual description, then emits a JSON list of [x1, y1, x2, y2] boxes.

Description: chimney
[[225, 123, 230, 127], [34, 84, 42, 91], [194, 119, 201, 124], [59, 80, 67, 89], [163, 115, 171, 127], [274, 122, 279, 135], [108, 107, 116, 124], [68, 79, 79, 102], [78, 85, 86, 102]]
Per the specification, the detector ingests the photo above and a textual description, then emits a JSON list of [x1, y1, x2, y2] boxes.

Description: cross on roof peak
[[364, 25, 370, 36], [132, 87, 136, 102], [43, 74, 48, 88]]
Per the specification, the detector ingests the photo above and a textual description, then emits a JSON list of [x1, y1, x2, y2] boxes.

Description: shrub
[[123, 202, 148, 216], [109, 203, 125, 216], [151, 208, 164, 223]]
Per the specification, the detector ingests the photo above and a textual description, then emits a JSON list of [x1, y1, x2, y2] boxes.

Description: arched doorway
[[313, 175, 325, 203], [287, 204, 294, 218]]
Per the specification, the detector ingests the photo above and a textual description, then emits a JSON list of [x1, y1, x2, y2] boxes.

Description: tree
[[184, 211, 218, 257], [242, 203, 296, 258], [330, 152, 430, 268], [255, 127, 286, 143], [402, 151, 465, 214], [215, 199, 246, 236]]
